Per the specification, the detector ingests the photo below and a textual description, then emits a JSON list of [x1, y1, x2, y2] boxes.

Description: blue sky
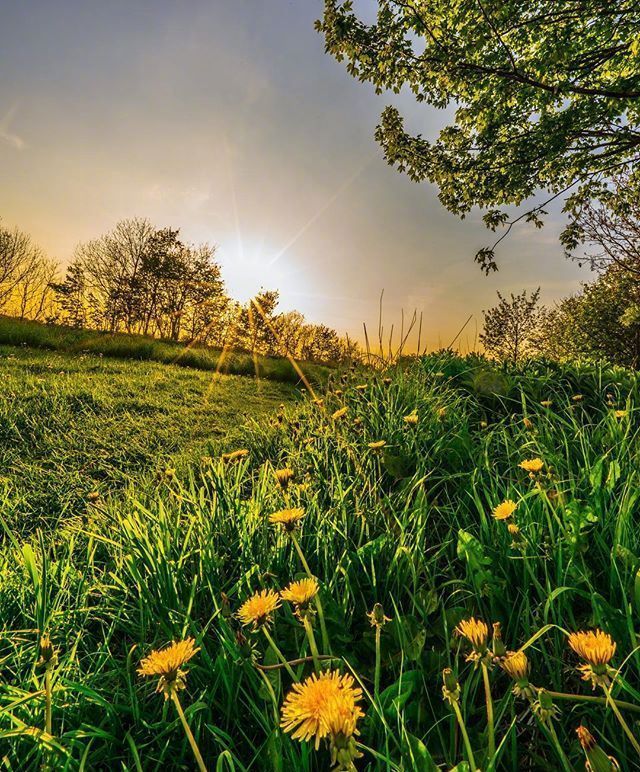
[[0, 0, 586, 349]]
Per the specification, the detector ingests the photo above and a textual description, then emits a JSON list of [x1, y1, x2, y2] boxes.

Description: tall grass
[[1, 353, 640, 769], [0, 315, 332, 385]]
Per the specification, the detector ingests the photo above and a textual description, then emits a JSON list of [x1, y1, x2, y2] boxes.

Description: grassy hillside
[[0, 345, 297, 533], [1, 354, 640, 770], [0, 315, 333, 385]]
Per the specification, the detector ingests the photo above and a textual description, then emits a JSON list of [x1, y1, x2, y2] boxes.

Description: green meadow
[[1, 346, 640, 770]]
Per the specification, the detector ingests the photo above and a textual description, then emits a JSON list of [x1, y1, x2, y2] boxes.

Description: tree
[[561, 170, 640, 277], [51, 262, 88, 328], [480, 288, 542, 363], [317, 1, 640, 271], [540, 267, 640, 366], [0, 221, 49, 310]]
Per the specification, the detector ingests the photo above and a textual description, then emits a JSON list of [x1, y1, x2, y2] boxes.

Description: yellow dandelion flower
[[492, 499, 518, 521], [281, 578, 319, 610], [455, 617, 489, 663], [138, 638, 199, 696], [352, 417, 363, 427], [519, 458, 544, 474], [221, 448, 249, 462], [355, 384, 368, 392], [523, 417, 534, 430], [403, 412, 419, 426], [269, 507, 305, 532], [572, 394, 584, 402], [436, 406, 446, 418], [237, 589, 281, 630], [502, 650, 529, 681], [368, 440, 386, 451], [332, 406, 348, 420], [568, 629, 616, 688], [540, 400, 553, 408], [274, 467, 295, 488], [480, 420, 488, 428], [280, 670, 363, 750], [614, 409, 627, 418], [312, 398, 324, 407]]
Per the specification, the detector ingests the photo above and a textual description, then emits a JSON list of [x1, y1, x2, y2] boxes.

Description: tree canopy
[[317, 1, 640, 271]]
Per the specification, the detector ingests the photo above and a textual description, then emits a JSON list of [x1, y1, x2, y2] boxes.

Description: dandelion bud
[[532, 688, 558, 723], [37, 634, 58, 669], [576, 726, 620, 772], [492, 622, 506, 658], [220, 592, 232, 619], [442, 668, 461, 704], [367, 603, 391, 628]]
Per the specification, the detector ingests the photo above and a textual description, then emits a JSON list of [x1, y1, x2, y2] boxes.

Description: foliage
[[480, 287, 543, 363], [541, 267, 640, 366], [2, 351, 640, 769], [317, 1, 640, 270]]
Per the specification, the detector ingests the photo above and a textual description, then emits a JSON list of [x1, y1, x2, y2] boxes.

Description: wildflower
[[332, 406, 348, 420], [352, 417, 363, 427], [269, 507, 305, 532], [403, 412, 418, 426], [274, 467, 295, 489], [523, 417, 534, 430], [164, 467, 176, 479], [532, 688, 559, 723], [138, 638, 199, 697], [576, 725, 620, 772], [480, 420, 488, 429], [334, 389, 343, 397], [280, 670, 364, 750], [221, 448, 249, 462], [367, 603, 391, 628], [540, 400, 553, 408], [355, 384, 367, 392], [492, 499, 517, 521], [37, 634, 58, 669], [281, 578, 319, 618], [383, 377, 392, 386], [87, 491, 100, 503], [519, 457, 544, 474], [436, 406, 446, 419], [501, 651, 534, 698], [455, 617, 490, 664], [572, 394, 584, 402], [313, 398, 324, 407], [614, 409, 627, 419], [367, 440, 386, 452], [491, 622, 506, 658], [441, 668, 460, 705], [237, 589, 281, 630], [568, 629, 616, 688]]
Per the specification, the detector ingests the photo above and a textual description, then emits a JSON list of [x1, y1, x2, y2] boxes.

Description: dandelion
[[352, 417, 363, 427], [355, 384, 367, 392], [480, 420, 488, 428], [501, 651, 534, 698], [332, 406, 348, 420], [523, 417, 534, 430], [274, 467, 295, 489], [138, 638, 199, 696], [614, 409, 627, 419], [221, 448, 249, 462], [568, 629, 616, 688], [281, 670, 364, 769], [281, 578, 319, 615], [572, 394, 584, 402], [455, 617, 490, 664], [368, 440, 386, 452], [368, 603, 391, 700], [367, 603, 391, 628], [540, 400, 553, 408], [313, 398, 324, 407], [237, 589, 281, 630], [491, 622, 506, 658], [442, 669, 476, 770], [383, 377, 392, 386], [403, 412, 418, 426], [269, 507, 305, 533], [519, 457, 544, 474], [436, 406, 446, 419], [492, 499, 517, 521], [138, 639, 205, 772], [87, 490, 100, 503], [37, 634, 58, 737]]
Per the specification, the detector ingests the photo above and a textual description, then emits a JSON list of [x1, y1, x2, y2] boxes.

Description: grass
[[0, 345, 297, 534], [0, 315, 333, 385], [1, 352, 640, 770]]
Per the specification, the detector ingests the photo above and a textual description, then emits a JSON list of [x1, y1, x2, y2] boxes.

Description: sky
[[0, 0, 587, 351]]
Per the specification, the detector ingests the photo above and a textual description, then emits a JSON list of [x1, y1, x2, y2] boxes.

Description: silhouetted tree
[[481, 289, 542, 364]]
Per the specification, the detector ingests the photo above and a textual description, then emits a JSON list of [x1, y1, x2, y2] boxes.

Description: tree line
[[0, 217, 358, 365]]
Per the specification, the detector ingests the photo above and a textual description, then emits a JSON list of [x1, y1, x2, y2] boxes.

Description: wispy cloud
[[0, 105, 25, 150]]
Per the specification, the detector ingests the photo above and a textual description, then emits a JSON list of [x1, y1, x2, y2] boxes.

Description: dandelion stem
[[303, 616, 321, 672], [44, 667, 53, 736], [482, 663, 496, 759], [170, 689, 208, 772], [291, 533, 331, 655], [541, 718, 573, 772], [603, 684, 640, 756], [452, 699, 477, 772], [374, 625, 382, 702], [546, 690, 640, 714], [262, 628, 297, 681]]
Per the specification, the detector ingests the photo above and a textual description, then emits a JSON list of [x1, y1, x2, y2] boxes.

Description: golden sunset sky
[[0, 0, 587, 350]]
